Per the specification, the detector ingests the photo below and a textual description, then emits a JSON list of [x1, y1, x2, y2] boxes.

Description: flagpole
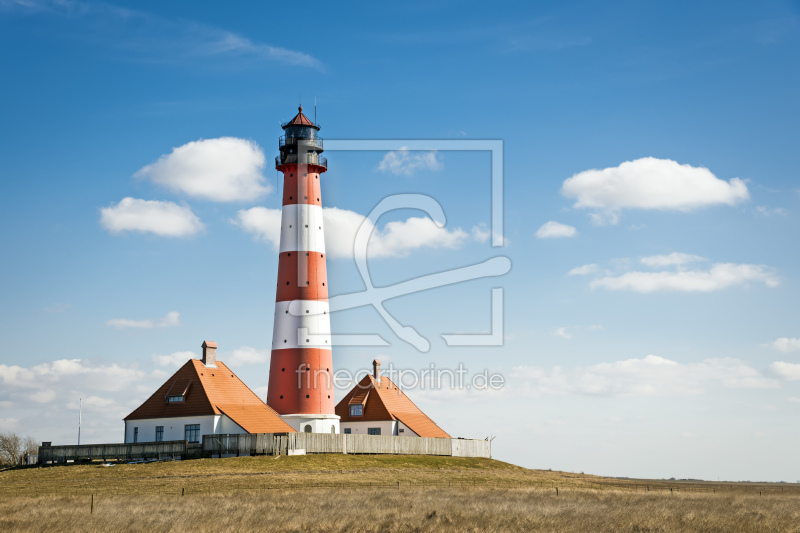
[[78, 398, 82, 445]]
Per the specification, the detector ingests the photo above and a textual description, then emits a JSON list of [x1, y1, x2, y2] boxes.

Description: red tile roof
[[335, 374, 450, 438], [125, 359, 294, 434], [283, 105, 318, 128]]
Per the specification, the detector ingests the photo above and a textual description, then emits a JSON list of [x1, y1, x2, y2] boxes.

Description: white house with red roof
[[335, 360, 450, 438], [123, 341, 294, 444]]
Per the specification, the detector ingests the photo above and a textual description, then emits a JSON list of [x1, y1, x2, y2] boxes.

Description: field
[[1, 455, 798, 532]]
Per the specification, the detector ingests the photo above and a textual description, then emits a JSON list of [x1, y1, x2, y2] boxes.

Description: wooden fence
[[36, 433, 490, 464], [38, 440, 194, 464], [202, 433, 490, 458]]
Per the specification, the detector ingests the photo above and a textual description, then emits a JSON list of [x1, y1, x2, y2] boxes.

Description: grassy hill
[[1, 455, 594, 497], [2, 456, 799, 532]]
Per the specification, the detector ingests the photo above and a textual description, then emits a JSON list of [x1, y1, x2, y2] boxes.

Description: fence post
[[91, 494, 94, 515], [182, 487, 185, 497]]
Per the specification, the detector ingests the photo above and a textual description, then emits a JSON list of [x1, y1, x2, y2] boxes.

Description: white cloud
[[106, 311, 181, 330], [29, 390, 56, 403], [764, 338, 800, 353], [0, 355, 193, 443], [223, 346, 269, 366], [755, 206, 787, 216], [151, 351, 196, 367], [0, 418, 19, 430], [568, 263, 597, 276], [135, 138, 270, 202], [471, 223, 491, 243], [641, 252, 705, 268], [234, 206, 469, 259], [512, 355, 778, 397], [81, 395, 117, 408], [590, 263, 779, 293], [470, 223, 509, 246], [233, 205, 282, 245], [152, 346, 267, 368], [100, 198, 203, 237], [553, 327, 572, 339], [561, 157, 749, 224], [377, 149, 442, 176], [770, 361, 800, 381], [536, 221, 577, 239], [0, 359, 146, 398]]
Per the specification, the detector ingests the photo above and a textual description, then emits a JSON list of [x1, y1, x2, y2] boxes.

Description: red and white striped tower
[[266, 106, 339, 434]]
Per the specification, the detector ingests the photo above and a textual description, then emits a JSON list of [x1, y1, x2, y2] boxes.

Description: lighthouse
[[266, 106, 339, 434]]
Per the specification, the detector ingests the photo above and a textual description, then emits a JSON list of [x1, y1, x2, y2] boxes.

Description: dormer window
[[168, 395, 184, 403], [350, 404, 363, 416]]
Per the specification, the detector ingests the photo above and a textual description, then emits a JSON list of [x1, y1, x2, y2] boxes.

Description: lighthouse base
[[280, 413, 340, 434]]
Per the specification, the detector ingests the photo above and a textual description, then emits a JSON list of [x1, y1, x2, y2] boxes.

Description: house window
[[168, 395, 184, 403], [368, 428, 381, 435], [133, 427, 138, 443], [185, 424, 200, 443], [350, 404, 363, 416], [343, 428, 351, 434], [304, 425, 312, 433], [399, 428, 405, 433], [155, 426, 164, 442]]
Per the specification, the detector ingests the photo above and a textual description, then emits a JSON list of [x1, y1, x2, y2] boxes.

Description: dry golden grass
[[1, 456, 798, 531], [0, 455, 602, 497], [2, 487, 800, 532]]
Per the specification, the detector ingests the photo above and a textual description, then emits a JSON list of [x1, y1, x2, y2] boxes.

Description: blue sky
[[1, 0, 799, 481]]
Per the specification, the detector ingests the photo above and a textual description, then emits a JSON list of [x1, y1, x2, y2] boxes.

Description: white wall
[[282, 415, 339, 434], [123, 414, 246, 443], [340, 420, 413, 437], [396, 420, 419, 437]]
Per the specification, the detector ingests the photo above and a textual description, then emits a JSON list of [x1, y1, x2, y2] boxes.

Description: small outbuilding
[[335, 359, 450, 438], [123, 341, 294, 443]]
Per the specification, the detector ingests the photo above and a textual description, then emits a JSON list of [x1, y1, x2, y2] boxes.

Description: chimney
[[372, 359, 381, 384], [202, 341, 217, 367]]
